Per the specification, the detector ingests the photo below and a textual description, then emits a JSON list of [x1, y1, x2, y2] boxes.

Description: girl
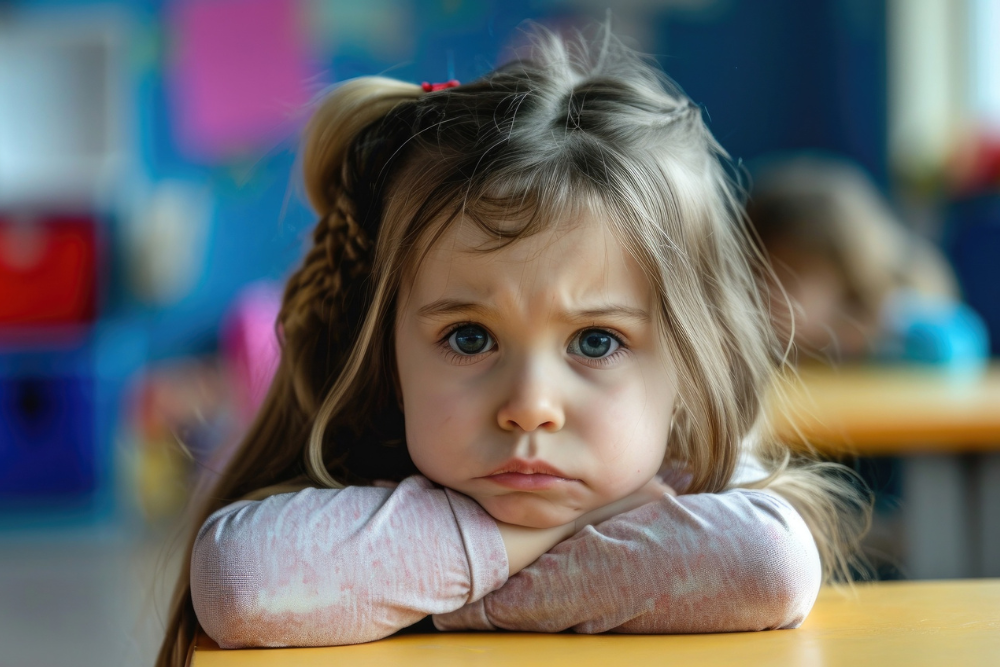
[[156, 26, 868, 665]]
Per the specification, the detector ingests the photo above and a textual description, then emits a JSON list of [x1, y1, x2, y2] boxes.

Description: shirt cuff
[[444, 488, 509, 602]]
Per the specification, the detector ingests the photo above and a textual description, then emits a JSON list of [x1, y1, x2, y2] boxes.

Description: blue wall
[[655, 0, 887, 184]]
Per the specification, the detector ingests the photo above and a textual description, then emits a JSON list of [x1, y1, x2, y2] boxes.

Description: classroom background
[[1, 1, 998, 666]]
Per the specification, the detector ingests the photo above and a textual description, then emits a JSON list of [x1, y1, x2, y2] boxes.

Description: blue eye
[[572, 329, 620, 359], [448, 325, 494, 355]]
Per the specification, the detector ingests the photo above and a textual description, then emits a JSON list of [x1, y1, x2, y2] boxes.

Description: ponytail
[[303, 77, 423, 217]]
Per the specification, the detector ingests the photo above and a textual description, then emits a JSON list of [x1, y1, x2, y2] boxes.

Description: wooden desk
[[768, 363, 1000, 579], [190, 580, 1000, 667], [769, 364, 1000, 454]]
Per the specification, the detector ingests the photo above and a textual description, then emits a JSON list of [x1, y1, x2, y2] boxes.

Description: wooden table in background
[[769, 364, 1000, 453], [191, 580, 1000, 667], [767, 364, 1000, 578]]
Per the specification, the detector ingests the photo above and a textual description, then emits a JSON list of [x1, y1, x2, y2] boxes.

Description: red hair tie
[[421, 79, 460, 92]]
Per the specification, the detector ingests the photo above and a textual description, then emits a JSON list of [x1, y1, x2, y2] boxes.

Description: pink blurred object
[[167, 0, 316, 163], [220, 281, 282, 423]]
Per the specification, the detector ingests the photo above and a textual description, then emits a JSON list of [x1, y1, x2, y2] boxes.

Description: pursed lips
[[479, 458, 580, 490], [484, 458, 574, 478]]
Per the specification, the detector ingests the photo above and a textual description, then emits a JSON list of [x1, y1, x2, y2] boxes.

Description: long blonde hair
[[157, 25, 869, 666]]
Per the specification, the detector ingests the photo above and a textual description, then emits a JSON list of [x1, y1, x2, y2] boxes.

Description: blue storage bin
[[0, 374, 96, 497], [0, 344, 97, 500], [0, 322, 145, 526]]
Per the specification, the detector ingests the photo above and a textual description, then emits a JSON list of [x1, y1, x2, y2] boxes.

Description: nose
[[496, 357, 565, 432]]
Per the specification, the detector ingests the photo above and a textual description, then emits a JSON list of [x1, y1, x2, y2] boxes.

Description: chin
[[479, 495, 581, 529]]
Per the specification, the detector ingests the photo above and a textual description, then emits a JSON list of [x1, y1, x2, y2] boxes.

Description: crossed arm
[[191, 475, 821, 648]]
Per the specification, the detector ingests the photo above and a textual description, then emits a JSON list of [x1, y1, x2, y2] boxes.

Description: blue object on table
[[878, 290, 990, 370]]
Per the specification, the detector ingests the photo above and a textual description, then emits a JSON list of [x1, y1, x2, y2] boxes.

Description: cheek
[[578, 365, 674, 489], [398, 355, 491, 480], [404, 375, 484, 441]]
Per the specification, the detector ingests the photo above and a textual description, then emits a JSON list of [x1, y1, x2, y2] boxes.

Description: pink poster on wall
[[167, 0, 317, 163]]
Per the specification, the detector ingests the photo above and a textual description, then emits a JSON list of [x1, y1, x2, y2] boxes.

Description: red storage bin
[[0, 215, 98, 326]]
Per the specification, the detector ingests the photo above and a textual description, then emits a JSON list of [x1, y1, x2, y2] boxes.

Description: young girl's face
[[395, 210, 676, 529]]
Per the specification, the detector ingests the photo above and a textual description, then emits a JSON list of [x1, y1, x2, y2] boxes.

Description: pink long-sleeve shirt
[[191, 469, 822, 648]]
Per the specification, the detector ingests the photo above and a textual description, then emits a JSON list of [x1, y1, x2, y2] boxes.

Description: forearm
[[191, 476, 508, 648], [435, 489, 822, 634]]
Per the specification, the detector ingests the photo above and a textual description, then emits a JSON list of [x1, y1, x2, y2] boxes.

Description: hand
[[572, 477, 675, 534]]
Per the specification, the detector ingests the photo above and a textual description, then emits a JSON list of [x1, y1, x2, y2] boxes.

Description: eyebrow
[[416, 299, 651, 323], [569, 306, 651, 323], [417, 299, 490, 319]]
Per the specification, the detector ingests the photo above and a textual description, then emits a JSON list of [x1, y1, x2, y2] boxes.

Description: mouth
[[479, 459, 579, 490]]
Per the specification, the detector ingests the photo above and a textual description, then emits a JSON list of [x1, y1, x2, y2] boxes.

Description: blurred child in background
[[747, 156, 987, 366]]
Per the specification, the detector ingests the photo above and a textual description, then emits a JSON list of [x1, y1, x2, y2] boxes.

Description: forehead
[[403, 210, 652, 312]]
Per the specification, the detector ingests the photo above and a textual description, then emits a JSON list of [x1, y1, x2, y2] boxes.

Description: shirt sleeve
[[432, 488, 822, 634], [191, 475, 508, 648]]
